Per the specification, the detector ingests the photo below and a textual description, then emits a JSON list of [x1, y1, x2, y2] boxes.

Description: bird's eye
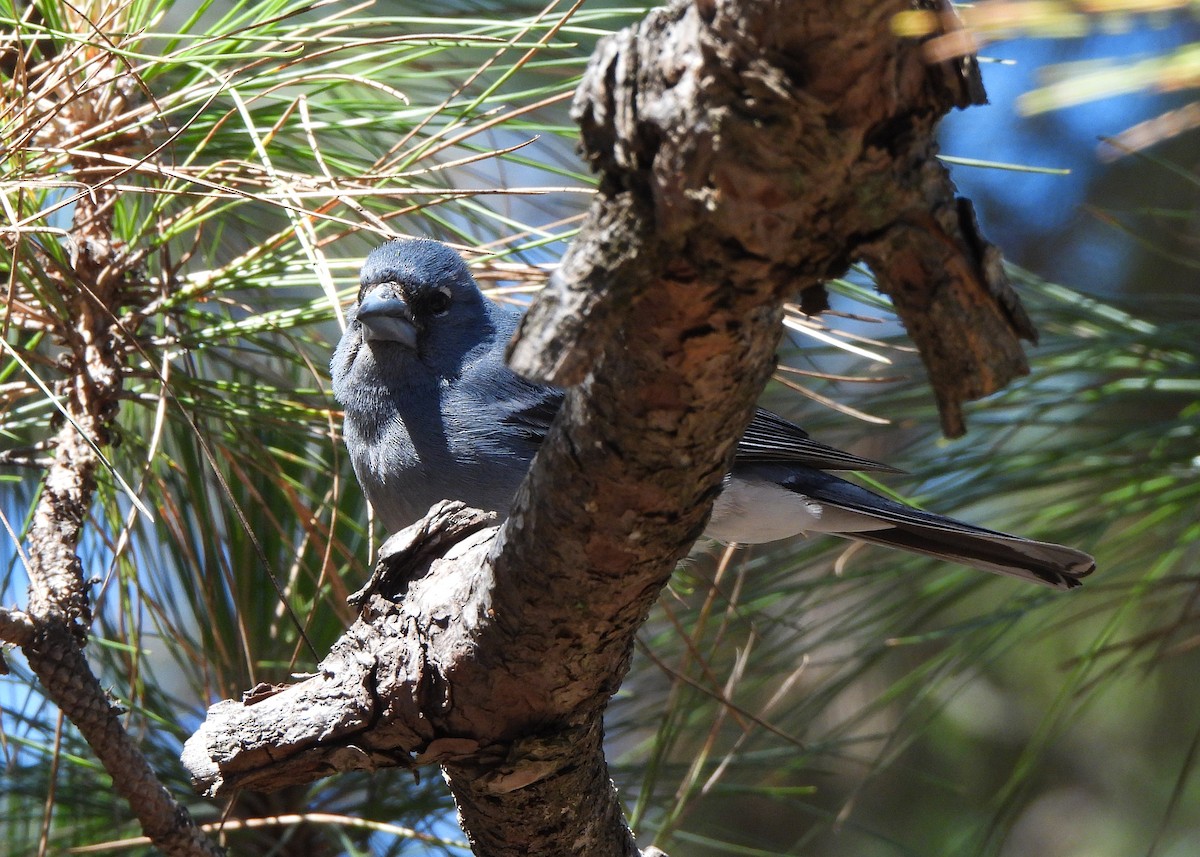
[[427, 287, 452, 316]]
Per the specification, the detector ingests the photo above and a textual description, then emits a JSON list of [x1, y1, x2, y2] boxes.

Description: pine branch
[[182, 2, 1042, 855]]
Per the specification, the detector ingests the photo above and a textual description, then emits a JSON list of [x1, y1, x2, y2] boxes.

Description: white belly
[[705, 477, 892, 545]]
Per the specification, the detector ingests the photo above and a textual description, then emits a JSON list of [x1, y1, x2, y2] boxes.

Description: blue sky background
[[940, 20, 1198, 306]]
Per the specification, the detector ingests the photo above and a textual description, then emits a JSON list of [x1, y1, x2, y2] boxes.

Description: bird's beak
[[357, 288, 418, 349]]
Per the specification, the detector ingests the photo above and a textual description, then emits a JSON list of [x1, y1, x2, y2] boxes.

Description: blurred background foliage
[[0, 1, 1196, 855]]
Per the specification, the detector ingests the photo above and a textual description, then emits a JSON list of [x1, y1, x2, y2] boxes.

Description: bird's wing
[[460, 308, 564, 447], [496, 394, 898, 474], [781, 469, 1095, 589], [499, 385, 563, 444], [735, 408, 901, 472]]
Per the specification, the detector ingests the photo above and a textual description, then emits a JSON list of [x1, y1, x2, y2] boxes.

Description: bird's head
[[332, 239, 495, 395]]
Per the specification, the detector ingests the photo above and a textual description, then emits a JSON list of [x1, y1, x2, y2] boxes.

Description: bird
[[331, 238, 1095, 590]]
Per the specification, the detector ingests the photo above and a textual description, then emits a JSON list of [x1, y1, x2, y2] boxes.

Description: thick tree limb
[[186, 506, 641, 851], [186, 1, 1044, 854], [509, 1, 1031, 435]]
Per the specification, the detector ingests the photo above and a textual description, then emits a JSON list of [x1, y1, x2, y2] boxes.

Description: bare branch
[[7, 8, 223, 853]]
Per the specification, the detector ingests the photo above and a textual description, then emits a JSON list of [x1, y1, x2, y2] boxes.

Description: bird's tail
[[791, 472, 1096, 590], [834, 522, 1095, 590]]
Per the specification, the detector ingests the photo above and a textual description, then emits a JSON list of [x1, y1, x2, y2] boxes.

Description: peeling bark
[[186, 1, 1045, 854]]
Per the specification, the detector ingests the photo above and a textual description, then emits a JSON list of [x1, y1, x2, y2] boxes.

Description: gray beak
[[357, 288, 417, 349]]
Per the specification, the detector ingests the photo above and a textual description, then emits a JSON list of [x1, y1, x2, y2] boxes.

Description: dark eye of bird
[[427, 287, 452, 316]]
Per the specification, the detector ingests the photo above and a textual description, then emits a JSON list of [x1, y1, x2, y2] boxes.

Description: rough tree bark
[[184, 1, 1041, 855]]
